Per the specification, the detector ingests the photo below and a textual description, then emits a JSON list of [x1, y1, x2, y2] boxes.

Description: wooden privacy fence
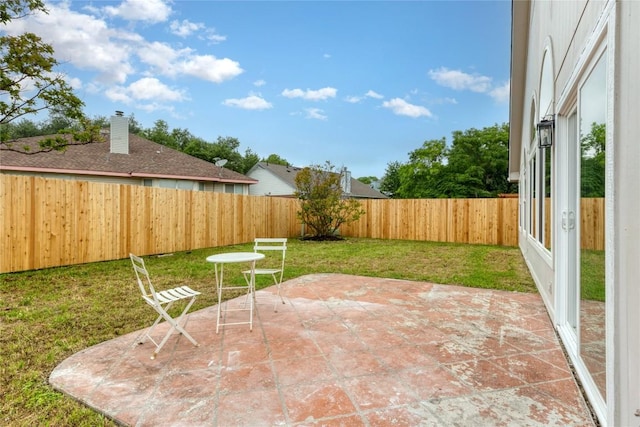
[[0, 175, 604, 273], [0, 175, 299, 273], [580, 198, 605, 251], [340, 198, 518, 246]]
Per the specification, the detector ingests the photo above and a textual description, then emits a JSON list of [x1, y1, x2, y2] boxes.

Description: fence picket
[[0, 175, 604, 273]]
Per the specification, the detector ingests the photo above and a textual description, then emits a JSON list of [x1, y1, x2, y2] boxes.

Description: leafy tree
[[390, 123, 515, 199], [89, 115, 110, 131], [294, 161, 365, 240], [581, 122, 605, 156], [396, 138, 449, 198], [206, 136, 245, 172], [5, 118, 40, 138], [379, 161, 403, 197], [171, 128, 194, 151], [2, 113, 109, 139], [38, 111, 76, 135], [142, 119, 176, 148], [357, 176, 379, 185], [139, 119, 260, 174], [128, 114, 144, 135], [182, 136, 215, 162], [262, 153, 289, 166], [445, 124, 514, 197], [0, 0, 101, 153], [240, 148, 260, 174], [581, 122, 605, 197]]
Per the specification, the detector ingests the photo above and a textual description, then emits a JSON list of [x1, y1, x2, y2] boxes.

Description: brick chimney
[[110, 111, 129, 154], [340, 167, 352, 194]]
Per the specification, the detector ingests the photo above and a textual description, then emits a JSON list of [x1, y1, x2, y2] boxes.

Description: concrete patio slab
[[50, 274, 596, 426]]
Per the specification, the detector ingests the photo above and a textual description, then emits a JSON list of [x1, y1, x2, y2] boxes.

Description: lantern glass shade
[[537, 118, 554, 148]]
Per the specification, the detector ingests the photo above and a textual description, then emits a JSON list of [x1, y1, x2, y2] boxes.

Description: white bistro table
[[206, 252, 265, 333]]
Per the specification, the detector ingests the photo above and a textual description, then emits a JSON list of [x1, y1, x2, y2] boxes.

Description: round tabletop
[[206, 252, 265, 264]]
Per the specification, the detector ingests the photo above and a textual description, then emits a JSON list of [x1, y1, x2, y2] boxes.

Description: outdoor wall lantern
[[537, 116, 555, 148]]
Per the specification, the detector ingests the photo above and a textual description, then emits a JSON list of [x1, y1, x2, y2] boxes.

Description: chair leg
[[241, 274, 252, 309], [216, 264, 223, 333], [149, 299, 199, 359], [272, 273, 286, 312], [217, 269, 254, 333], [173, 298, 199, 346], [137, 300, 175, 347]]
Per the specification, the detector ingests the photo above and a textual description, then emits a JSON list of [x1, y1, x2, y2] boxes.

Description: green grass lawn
[[581, 249, 606, 302], [0, 238, 535, 426]]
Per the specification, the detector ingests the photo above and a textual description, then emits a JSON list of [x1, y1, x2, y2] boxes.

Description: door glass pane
[[579, 51, 606, 400], [544, 146, 552, 249], [568, 112, 578, 332], [531, 154, 537, 238]]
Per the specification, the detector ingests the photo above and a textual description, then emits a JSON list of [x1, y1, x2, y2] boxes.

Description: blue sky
[[5, 0, 512, 178]]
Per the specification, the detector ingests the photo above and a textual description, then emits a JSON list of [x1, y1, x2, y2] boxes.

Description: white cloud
[[179, 55, 244, 83], [489, 80, 511, 103], [103, 0, 172, 23], [104, 86, 132, 104], [323, 53, 331, 59], [66, 76, 83, 90], [305, 108, 328, 120], [365, 90, 384, 99], [205, 32, 227, 44], [431, 97, 458, 105], [128, 78, 187, 101], [282, 87, 337, 101], [429, 67, 492, 93], [85, 82, 103, 95], [170, 20, 204, 37], [345, 90, 383, 103], [137, 41, 186, 75], [3, 2, 136, 84], [169, 19, 226, 43], [254, 80, 266, 87], [223, 95, 273, 110], [136, 42, 243, 83], [136, 102, 178, 115], [382, 98, 432, 118], [105, 77, 187, 104], [3, 1, 243, 92]]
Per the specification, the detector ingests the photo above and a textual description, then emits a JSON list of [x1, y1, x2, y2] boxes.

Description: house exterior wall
[[247, 167, 295, 196], [612, 1, 640, 423], [1, 170, 143, 186], [0, 170, 250, 193], [511, 1, 640, 425], [516, 0, 610, 325]]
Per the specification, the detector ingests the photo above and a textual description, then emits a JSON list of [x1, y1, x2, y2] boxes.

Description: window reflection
[[579, 51, 606, 399], [544, 146, 552, 249]]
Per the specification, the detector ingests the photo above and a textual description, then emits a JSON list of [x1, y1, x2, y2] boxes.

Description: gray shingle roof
[[249, 162, 388, 199], [0, 133, 256, 184]]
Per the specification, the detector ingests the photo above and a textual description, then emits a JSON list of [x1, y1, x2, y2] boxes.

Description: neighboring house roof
[[246, 162, 388, 199], [0, 133, 257, 184]]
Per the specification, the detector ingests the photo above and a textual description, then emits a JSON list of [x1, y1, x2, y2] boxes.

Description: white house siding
[[0, 170, 143, 186], [612, 2, 640, 424], [247, 167, 295, 196], [511, 1, 640, 425], [0, 170, 251, 194], [517, 0, 610, 325]]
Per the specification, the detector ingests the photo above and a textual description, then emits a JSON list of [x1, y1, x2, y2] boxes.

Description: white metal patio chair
[[130, 253, 200, 359], [242, 238, 288, 312]]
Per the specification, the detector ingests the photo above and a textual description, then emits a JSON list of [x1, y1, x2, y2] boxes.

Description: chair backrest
[[253, 238, 287, 270], [130, 253, 158, 304]]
